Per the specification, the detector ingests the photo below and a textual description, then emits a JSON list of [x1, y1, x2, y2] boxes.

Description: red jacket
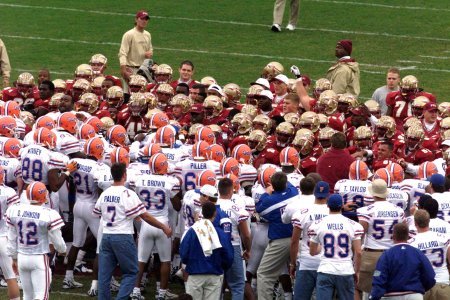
[[316, 147, 355, 190]]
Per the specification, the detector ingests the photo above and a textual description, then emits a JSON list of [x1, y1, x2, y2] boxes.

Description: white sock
[[251, 278, 257, 290], [91, 280, 98, 289], [156, 281, 160, 293], [65, 270, 73, 279], [172, 254, 181, 267], [284, 292, 293, 300], [133, 287, 141, 293], [76, 250, 86, 264]]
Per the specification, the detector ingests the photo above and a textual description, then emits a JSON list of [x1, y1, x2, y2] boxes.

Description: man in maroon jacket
[[316, 132, 355, 190]]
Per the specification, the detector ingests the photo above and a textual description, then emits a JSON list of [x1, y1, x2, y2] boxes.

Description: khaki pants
[[257, 237, 291, 300], [358, 250, 384, 293], [186, 274, 224, 300], [424, 283, 450, 300], [273, 0, 300, 26]]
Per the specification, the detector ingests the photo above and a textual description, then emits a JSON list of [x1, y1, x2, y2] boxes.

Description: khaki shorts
[[357, 250, 384, 293], [424, 283, 450, 300]]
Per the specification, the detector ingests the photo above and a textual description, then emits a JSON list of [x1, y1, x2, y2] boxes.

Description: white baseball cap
[[273, 74, 289, 85], [250, 78, 270, 90], [259, 90, 274, 101], [200, 184, 218, 198]]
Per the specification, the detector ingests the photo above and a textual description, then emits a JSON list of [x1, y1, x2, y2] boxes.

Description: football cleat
[[62, 277, 83, 289]]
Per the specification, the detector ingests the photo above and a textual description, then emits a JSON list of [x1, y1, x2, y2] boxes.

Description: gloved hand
[[66, 160, 78, 174], [290, 65, 301, 78]]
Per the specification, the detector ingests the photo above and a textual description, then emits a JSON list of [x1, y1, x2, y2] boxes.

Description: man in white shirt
[[371, 68, 400, 115], [94, 163, 171, 300]]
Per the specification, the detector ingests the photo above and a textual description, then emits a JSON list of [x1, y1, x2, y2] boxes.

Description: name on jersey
[[141, 179, 165, 188], [417, 240, 439, 250], [388, 192, 403, 199], [166, 153, 175, 160], [431, 227, 447, 234], [78, 164, 92, 173], [104, 196, 120, 203], [28, 148, 42, 155], [190, 163, 206, 169], [21, 211, 40, 219], [377, 211, 399, 217], [344, 186, 366, 193], [0, 160, 9, 166], [309, 214, 328, 221], [327, 223, 343, 230], [441, 203, 450, 210]]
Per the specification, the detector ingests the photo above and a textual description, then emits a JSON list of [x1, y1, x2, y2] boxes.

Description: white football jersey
[[433, 158, 447, 176], [217, 198, 249, 246], [400, 179, 429, 206], [52, 129, 81, 155], [128, 162, 151, 176], [335, 179, 370, 219], [291, 204, 329, 270], [71, 158, 109, 203], [281, 194, 314, 224], [409, 231, 450, 284], [20, 145, 68, 185], [432, 192, 450, 224], [357, 201, 405, 249], [6, 203, 64, 255], [182, 189, 201, 230], [175, 159, 220, 193], [0, 185, 20, 236], [239, 163, 257, 184], [251, 183, 266, 205], [15, 118, 26, 139], [309, 214, 363, 275], [0, 136, 9, 156], [287, 172, 304, 193], [0, 156, 21, 190], [94, 164, 114, 191], [161, 147, 188, 165], [130, 173, 180, 220], [409, 217, 450, 238], [364, 188, 409, 211], [22, 130, 35, 147]]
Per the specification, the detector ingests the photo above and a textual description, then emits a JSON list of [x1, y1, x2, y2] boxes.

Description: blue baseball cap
[[429, 174, 445, 187], [327, 194, 343, 210], [314, 181, 330, 198]]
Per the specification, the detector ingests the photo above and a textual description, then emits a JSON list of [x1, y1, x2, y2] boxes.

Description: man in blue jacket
[[370, 223, 435, 300], [256, 172, 299, 300], [180, 201, 234, 299]]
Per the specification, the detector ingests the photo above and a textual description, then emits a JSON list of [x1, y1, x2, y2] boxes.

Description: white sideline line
[[361, 70, 384, 74], [52, 291, 89, 297], [16, 68, 72, 75], [419, 55, 449, 60], [0, 2, 449, 42], [4, 34, 450, 74], [307, 0, 450, 12], [396, 60, 423, 64]]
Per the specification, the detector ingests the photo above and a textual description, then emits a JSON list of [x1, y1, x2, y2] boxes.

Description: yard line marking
[[307, 0, 450, 12], [396, 60, 423, 64], [4, 34, 450, 73], [419, 55, 450, 60], [52, 291, 89, 297], [16, 68, 72, 75], [0, 2, 449, 42], [360, 70, 384, 74]]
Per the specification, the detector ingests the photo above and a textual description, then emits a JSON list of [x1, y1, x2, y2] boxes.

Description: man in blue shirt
[[256, 172, 298, 300], [370, 223, 435, 300]]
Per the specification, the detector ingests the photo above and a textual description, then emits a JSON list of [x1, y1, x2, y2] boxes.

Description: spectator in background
[[326, 39, 360, 96], [370, 223, 435, 300], [0, 38, 11, 88], [180, 201, 234, 300], [271, 0, 300, 32], [371, 68, 400, 115], [171, 60, 198, 89], [316, 132, 355, 190], [38, 68, 51, 85]]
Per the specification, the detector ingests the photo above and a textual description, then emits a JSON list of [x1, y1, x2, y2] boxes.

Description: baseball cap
[[207, 84, 225, 97], [190, 103, 204, 114], [423, 102, 438, 112], [250, 78, 270, 90], [314, 181, 330, 198], [136, 10, 150, 20], [273, 74, 289, 85], [368, 179, 389, 198], [200, 184, 218, 198], [429, 173, 445, 187], [338, 39, 352, 55], [259, 90, 274, 101], [442, 140, 450, 147], [327, 194, 343, 210]]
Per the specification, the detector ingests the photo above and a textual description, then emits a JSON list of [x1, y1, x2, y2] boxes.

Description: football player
[[2, 72, 40, 107], [117, 93, 149, 141], [0, 138, 23, 192], [292, 129, 318, 175], [248, 130, 280, 169], [203, 95, 229, 126], [89, 54, 108, 77]]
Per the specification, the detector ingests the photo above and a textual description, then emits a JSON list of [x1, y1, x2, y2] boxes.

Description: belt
[[126, 65, 140, 68], [364, 248, 385, 252]]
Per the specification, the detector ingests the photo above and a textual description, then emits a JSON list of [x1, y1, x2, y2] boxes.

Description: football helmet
[[376, 116, 396, 139], [77, 123, 97, 140], [170, 94, 191, 114], [349, 160, 369, 180], [441, 129, 450, 141], [129, 93, 147, 116], [417, 161, 437, 180], [148, 153, 169, 175], [77, 93, 99, 114], [405, 124, 424, 150], [275, 122, 295, 147], [20, 111, 35, 128], [317, 114, 328, 128], [258, 166, 276, 188], [231, 113, 252, 135], [411, 96, 430, 117], [84, 137, 105, 160], [318, 127, 336, 150], [17, 72, 35, 97], [240, 104, 258, 120], [223, 83, 242, 105], [279, 146, 300, 167], [0, 116, 18, 138], [203, 95, 223, 118], [129, 75, 147, 92], [196, 170, 216, 187], [400, 75, 419, 97], [287, 78, 297, 93], [73, 78, 92, 93], [91, 76, 105, 95], [195, 126, 216, 145], [207, 144, 226, 163], [3, 101, 20, 118], [373, 168, 393, 187], [248, 130, 267, 152], [207, 124, 222, 136], [364, 100, 381, 116], [85, 116, 104, 133], [155, 125, 176, 147], [192, 141, 210, 159], [385, 162, 404, 183], [337, 93, 358, 113], [246, 85, 264, 106], [253, 114, 272, 133], [49, 93, 64, 111], [220, 157, 240, 177], [187, 124, 204, 143], [354, 126, 372, 148], [0, 166, 3, 184], [52, 79, 67, 93], [100, 117, 115, 130], [26, 181, 49, 204], [232, 144, 252, 164], [143, 92, 158, 110], [403, 117, 421, 132], [284, 112, 300, 128], [148, 111, 170, 130], [444, 148, 450, 165], [156, 83, 174, 107], [34, 127, 56, 149], [200, 76, 217, 87], [110, 147, 130, 167], [89, 53, 108, 71], [299, 111, 320, 133], [318, 90, 338, 115], [292, 128, 314, 156], [3, 138, 22, 158], [441, 117, 450, 132], [438, 102, 450, 118], [75, 64, 93, 81], [313, 78, 332, 99], [262, 62, 284, 80], [106, 86, 124, 108], [154, 64, 173, 84], [138, 143, 162, 160], [57, 112, 78, 134], [107, 125, 129, 147]]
